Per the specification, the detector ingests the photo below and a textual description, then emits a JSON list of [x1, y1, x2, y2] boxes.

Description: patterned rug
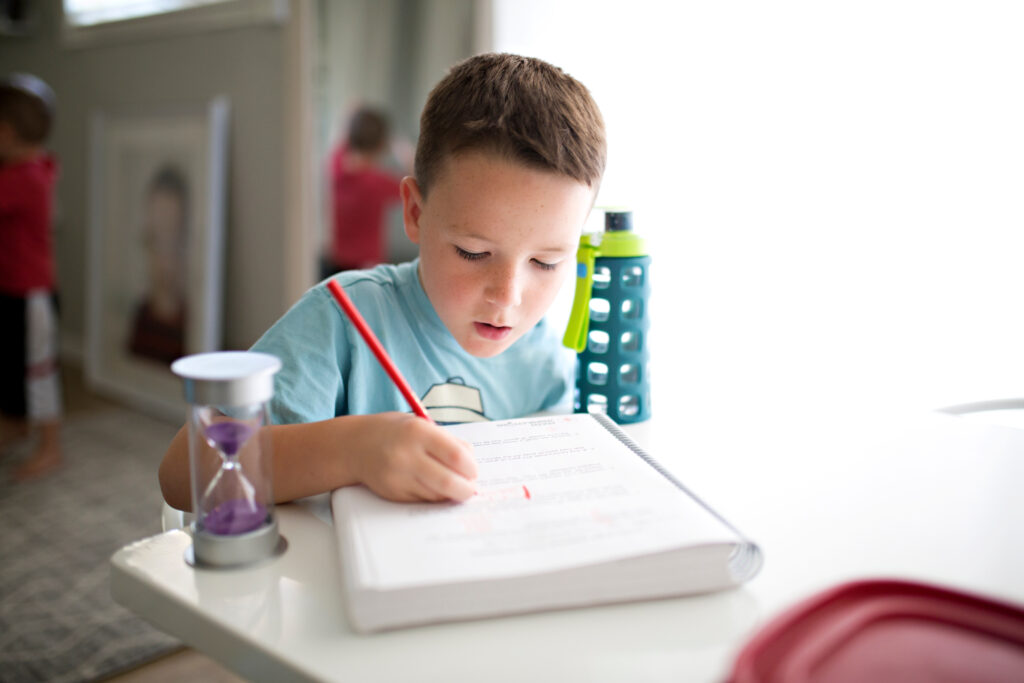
[[0, 408, 182, 682]]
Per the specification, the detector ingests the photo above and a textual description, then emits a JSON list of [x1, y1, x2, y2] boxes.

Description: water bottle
[[563, 210, 651, 423]]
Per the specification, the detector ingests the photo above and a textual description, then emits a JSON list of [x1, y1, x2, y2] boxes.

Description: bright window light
[[493, 1, 1024, 425], [64, 0, 230, 26]]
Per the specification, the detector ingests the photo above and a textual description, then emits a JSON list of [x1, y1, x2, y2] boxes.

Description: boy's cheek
[[534, 273, 569, 306], [438, 269, 478, 300]]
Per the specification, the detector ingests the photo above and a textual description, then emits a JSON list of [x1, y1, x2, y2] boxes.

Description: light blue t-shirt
[[251, 260, 573, 425]]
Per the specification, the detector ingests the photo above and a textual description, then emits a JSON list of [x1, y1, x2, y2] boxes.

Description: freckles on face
[[411, 153, 594, 358]]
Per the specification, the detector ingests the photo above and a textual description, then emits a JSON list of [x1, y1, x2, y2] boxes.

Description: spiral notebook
[[330, 413, 763, 633]]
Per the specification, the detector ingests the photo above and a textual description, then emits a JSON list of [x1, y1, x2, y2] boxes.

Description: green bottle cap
[[597, 211, 646, 257], [563, 210, 647, 351]]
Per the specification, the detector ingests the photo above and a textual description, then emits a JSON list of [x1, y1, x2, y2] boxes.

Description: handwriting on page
[[347, 416, 735, 589]]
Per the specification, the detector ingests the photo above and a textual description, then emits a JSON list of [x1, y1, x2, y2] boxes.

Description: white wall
[[0, 0, 480, 356], [0, 0, 290, 355]]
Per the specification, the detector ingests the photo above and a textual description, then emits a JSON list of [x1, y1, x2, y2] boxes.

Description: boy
[[0, 74, 62, 480], [159, 53, 606, 509]]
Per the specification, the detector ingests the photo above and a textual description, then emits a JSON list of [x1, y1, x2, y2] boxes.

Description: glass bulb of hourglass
[[202, 420, 267, 535]]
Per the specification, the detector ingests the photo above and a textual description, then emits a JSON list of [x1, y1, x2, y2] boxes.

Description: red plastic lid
[[728, 579, 1024, 683]]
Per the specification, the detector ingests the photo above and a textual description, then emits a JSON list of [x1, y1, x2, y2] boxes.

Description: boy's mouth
[[474, 321, 512, 341]]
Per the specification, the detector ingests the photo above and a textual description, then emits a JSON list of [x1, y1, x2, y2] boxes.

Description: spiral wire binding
[[591, 413, 764, 582]]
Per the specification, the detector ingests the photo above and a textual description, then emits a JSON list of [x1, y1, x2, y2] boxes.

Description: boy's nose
[[484, 263, 522, 308]]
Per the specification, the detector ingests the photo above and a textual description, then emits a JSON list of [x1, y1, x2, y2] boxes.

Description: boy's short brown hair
[[0, 74, 54, 145], [415, 53, 606, 197]]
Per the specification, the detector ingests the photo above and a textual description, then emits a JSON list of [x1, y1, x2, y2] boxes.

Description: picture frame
[[86, 97, 229, 420]]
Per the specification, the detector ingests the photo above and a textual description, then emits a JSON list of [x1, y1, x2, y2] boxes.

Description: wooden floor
[[57, 364, 247, 683], [103, 649, 245, 683]]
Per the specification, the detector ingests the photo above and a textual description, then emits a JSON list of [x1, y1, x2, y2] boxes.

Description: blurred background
[[2, 0, 1024, 679], [0, 0, 1021, 420]]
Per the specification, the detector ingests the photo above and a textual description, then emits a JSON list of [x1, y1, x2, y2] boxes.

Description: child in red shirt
[[0, 73, 62, 480], [323, 107, 411, 278]]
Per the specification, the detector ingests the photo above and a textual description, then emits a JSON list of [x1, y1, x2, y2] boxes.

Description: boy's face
[[402, 152, 594, 358]]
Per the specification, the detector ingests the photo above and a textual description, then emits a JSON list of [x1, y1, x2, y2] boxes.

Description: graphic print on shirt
[[420, 377, 488, 425]]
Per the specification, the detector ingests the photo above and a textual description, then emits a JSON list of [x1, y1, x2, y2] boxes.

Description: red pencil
[[326, 279, 434, 423]]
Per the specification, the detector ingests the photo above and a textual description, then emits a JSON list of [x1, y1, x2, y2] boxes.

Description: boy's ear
[[400, 176, 424, 244]]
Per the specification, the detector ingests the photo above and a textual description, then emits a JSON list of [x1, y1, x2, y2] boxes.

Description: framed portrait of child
[[86, 97, 228, 419]]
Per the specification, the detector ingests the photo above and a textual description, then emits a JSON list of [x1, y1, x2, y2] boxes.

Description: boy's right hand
[[349, 412, 477, 503]]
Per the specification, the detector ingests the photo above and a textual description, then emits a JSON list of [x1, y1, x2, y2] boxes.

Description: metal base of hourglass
[[186, 420, 286, 568], [186, 518, 288, 569]]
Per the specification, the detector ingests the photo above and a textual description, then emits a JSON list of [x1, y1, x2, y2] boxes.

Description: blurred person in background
[[322, 106, 412, 279], [0, 73, 62, 481]]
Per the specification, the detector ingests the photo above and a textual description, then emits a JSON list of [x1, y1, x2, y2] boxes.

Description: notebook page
[[337, 414, 738, 590]]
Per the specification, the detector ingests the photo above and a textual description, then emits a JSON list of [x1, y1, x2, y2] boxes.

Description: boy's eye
[[455, 247, 487, 261], [455, 246, 559, 271]]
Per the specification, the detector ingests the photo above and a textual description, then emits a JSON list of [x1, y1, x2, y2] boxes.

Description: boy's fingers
[[416, 457, 476, 503], [423, 430, 477, 480], [408, 475, 446, 503]]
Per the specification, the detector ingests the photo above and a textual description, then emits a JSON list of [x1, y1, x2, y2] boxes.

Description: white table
[[111, 411, 1024, 682]]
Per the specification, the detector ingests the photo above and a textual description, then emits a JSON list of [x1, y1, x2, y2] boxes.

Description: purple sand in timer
[[201, 421, 268, 535]]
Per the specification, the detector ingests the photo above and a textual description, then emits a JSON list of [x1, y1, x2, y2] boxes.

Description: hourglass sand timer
[[171, 351, 286, 567]]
